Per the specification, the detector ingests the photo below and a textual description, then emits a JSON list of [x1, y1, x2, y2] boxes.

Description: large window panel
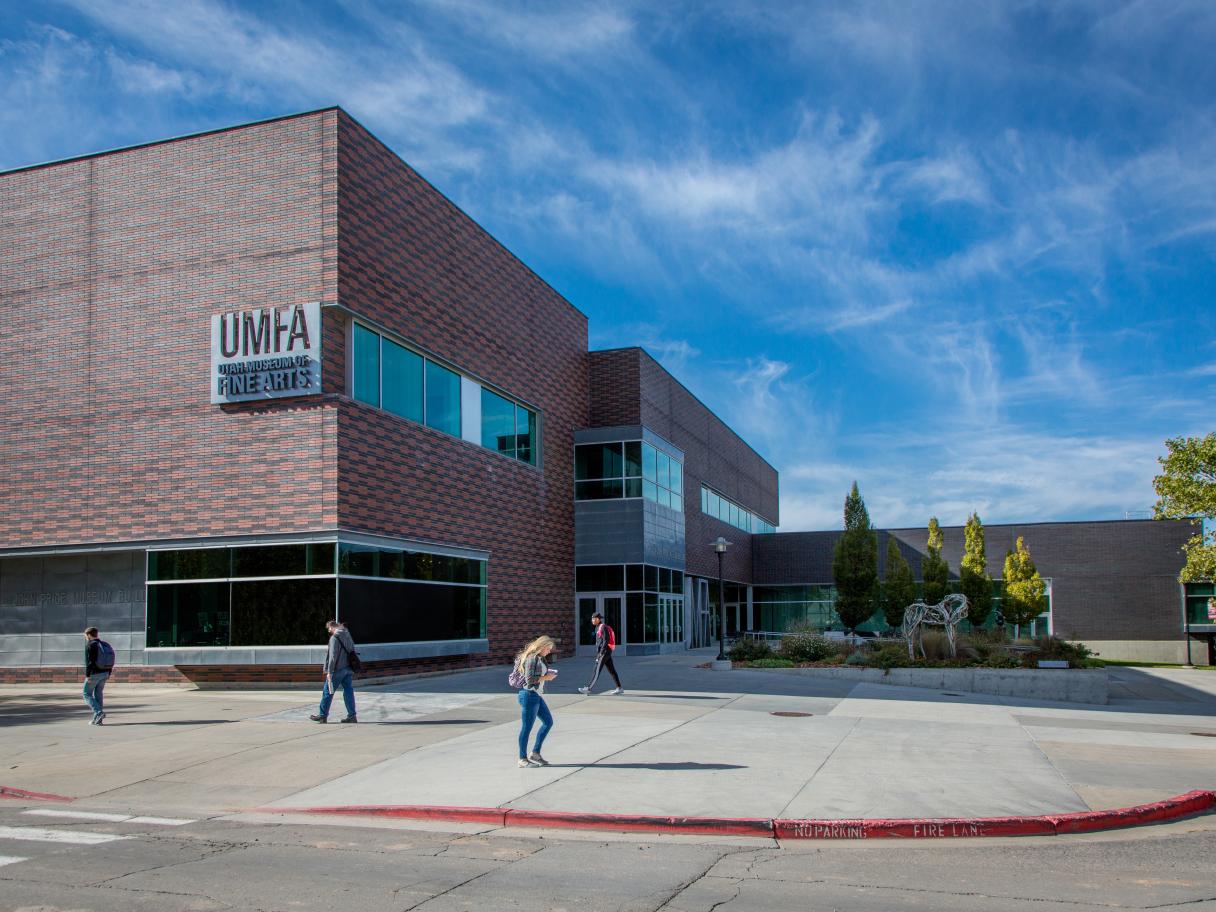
[[425, 361, 461, 436], [481, 388, 517, 458], [231, 579, 335, 646], [339, 579, 484, 643], [148, 548, 229, 581], [353, 324, 381, 407], [146, 582, 230, 648], [383, 339, 423, 423]]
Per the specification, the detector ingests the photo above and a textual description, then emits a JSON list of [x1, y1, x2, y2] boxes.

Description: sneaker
[[609, 688, 624, 695], [577, 686, 590, 695], [528, 753, 549, 766], [309, 714, 327, 723], [339, 715, 358, 723], [95, 712, 106, 724], [517, 758, 539, 768]]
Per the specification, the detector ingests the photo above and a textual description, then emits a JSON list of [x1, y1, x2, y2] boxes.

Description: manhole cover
[[1191, 732, 1216, 738], [771, 711, 813, 717]]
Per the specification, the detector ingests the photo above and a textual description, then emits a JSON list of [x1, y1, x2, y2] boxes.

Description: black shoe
[[340, 715, 358, 723], [309, 714, 327, 723]]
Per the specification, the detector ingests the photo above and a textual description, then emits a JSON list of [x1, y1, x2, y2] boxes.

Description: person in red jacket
[[578, 613, 624, 695]]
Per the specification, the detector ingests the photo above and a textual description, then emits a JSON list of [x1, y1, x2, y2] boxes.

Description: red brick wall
[[587, 348, 779, 583], [334, 113, 589, 663], [0, 110, 341, 548]]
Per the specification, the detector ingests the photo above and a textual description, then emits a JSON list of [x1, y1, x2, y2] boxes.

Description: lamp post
[[712, 536, 731, 661]]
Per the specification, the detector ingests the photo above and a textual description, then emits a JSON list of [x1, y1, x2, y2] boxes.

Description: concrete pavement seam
[[773, 714, 861, 821]]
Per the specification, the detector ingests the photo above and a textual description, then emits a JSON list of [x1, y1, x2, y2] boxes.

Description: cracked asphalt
[[1, 806, 1215, 911]]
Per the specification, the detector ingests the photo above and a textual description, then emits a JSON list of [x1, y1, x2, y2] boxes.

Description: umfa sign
[[210, 302, 322, 404]]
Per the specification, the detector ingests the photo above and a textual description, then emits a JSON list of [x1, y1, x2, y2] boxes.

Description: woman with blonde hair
[[514, 635, 557, 768]]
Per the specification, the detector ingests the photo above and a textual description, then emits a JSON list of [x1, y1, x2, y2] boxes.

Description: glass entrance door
[[575, 593, 625, 657]]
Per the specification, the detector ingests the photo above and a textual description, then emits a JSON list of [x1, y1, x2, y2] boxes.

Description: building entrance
[[575, 593, 625, 657]]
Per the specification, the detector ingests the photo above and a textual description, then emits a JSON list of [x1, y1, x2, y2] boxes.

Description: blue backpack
[[96, 640, 116, 671]]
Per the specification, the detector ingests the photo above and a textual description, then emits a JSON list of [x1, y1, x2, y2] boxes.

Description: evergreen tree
[[882, 535, 917, 629], [921, 516, 950, 605], [832, 482, 879, 632], [959, 512, 994, 627], [1002, 536, 1047, 636], [1153, 433, 1216, 582]]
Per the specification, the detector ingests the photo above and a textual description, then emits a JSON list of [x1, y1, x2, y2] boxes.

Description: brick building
[[0, 109, 1201, 681]]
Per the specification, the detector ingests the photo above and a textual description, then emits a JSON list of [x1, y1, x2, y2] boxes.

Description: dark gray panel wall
[[575, 501, 646, 565], [0, 551, 146, 667], [750, 520, 1190, 642]]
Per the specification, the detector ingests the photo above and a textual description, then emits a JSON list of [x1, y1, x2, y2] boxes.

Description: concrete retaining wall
[[748, 664, 1108, 704]]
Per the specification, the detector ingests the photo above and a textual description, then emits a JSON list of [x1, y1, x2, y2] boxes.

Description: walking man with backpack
[[578, 612, 624, 695], [83, 627, 115, 725], [310, 619, 359, 723]]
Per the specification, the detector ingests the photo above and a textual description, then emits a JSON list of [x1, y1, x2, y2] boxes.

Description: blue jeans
[[83, 672, 109, 717], [517, 689, 553, 759], [318, 668, 356, 719]]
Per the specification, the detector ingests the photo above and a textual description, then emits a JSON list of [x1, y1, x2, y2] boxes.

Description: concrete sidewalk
[[1, 652, 1214, 824]]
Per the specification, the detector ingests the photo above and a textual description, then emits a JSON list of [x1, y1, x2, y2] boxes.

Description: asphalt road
[[0, 803, 1214, 911]]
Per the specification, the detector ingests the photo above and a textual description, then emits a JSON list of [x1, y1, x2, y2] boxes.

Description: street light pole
[[712, 537, 731, 661]]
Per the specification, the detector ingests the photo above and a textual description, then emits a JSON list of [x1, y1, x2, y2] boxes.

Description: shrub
[[729, 638, 773, 662], [845, 650, 868, 666], [749, 657, 796, 668], [867, 643, 912, 669], [778, 631, 836, 663], [1025, 636, 1094, 669], [918, 629, 955, 661]]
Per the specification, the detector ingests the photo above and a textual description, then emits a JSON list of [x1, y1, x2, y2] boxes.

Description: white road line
[[23, 810, 131, 823], [0, 826, 129, 846], [0, 855, 28, 868], [22, 810, 195, 827]]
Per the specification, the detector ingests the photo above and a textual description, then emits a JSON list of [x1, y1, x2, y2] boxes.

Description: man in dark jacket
[[310, 620, 358, 723], [83, 627, 110, 725], [578, 613, 624, 695]]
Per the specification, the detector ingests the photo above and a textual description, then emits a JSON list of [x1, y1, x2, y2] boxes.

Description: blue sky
[[3, 1, 1213, 531]]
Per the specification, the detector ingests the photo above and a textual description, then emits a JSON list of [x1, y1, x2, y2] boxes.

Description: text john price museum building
[[0, 109, 1206, 683]]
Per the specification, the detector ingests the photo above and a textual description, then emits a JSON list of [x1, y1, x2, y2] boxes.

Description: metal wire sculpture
[[902, 593, 970, 659]]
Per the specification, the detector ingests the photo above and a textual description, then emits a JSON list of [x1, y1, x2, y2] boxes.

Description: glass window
[[576, 479, 624, 500], [642, 443, 657, 481], [656, 450, 670, 489], [148, 548, 229, 581], [669, 459, 682, 495], [516, 405, 536, 465], [231, 579, 335, 646], [624, 442, 642, 478], [576, 443, 623, 480], [231, 545, 311, 578], [624, 478, 642, 498], [642, 479, 658, 502], [626, 564, 643, 591], [481, 388, 517, 458], [626, 593, 644, 644], [644, 565, 658, 592], [671, 493, 683, 513], [146, 582, 230, 647], [383, 339, 423, 423], [353, 324, 380, 407], [339, 579, 484, 643], [425, 360, 461, 436]]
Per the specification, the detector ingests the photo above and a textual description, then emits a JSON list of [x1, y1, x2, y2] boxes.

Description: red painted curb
[[0, 785, 74, 803], [263, 789, 1216, 840]]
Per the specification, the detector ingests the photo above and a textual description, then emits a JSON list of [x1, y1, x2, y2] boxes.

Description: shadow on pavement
[[547, 762, 746, 771], [376, 719, 491, 726]]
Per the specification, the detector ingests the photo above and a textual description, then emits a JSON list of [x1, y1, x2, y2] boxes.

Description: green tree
[[959, 512, 994, 627], [1002, 536, 1046, 636], [1153, 433, 1216, 582], [921, 516, 950, 605], [882, 536, 917, 629], [832, 482, 879, 632]]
